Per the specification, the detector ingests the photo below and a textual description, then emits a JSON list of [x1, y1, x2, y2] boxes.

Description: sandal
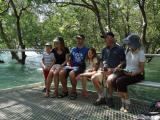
[[93, 98, 106, 106], [81, 90, 89, 98], [44, 92, 50, 98], [42, 88, 46, 92], [58, 92, 68, 98], [69, 92, 77, 100], [51, 94, 58, 98], [51, 92, 58, 98], [44, 89, 50, 98]]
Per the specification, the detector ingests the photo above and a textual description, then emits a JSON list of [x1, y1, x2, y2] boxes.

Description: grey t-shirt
[[101, 44, 125, 68]]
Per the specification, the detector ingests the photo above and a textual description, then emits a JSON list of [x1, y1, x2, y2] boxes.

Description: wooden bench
[[135, 81, 160, 88]]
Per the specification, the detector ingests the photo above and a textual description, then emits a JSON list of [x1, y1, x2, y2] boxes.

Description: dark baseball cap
[[76, 34, 85, 39], [101, 31, 114, 38]]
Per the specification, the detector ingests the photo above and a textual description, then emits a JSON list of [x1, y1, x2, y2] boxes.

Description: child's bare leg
[[81, 76, 88, 91]]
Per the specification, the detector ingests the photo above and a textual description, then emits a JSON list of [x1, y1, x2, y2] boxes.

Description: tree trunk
[[138, 0, 149, 52], [10, 0, 26, 64], [91, 0, 105, 35], [126, 0, 130, 36], [107, 0, 111, 31], [16, 17, 26, 64], [0, 20, 21, 62]]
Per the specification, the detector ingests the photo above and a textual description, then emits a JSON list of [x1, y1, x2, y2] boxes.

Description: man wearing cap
[[91, 32, 126, 106], [59, 34, 88, 100], [115, 34, 145, 112]]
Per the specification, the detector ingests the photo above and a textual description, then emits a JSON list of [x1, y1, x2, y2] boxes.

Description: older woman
[[116, 34, 145, 112]]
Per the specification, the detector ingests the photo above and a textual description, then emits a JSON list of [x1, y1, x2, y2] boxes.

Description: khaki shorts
[[93, 71, 118, 87], [92, 71, 104, 84]]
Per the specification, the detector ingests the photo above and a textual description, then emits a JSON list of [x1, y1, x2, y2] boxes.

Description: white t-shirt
[[42, 52, 55, 67], [85, 57, 98, 70], [125, 49, 145, 72]]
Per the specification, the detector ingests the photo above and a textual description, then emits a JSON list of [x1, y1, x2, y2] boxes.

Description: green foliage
[[0, 0, 160, 53]]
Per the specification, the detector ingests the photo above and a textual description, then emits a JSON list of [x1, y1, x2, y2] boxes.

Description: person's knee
[[54, 70, 59, 76], [47, 72, 53, 80], [49, 70, 53, 75], [59, 70, 65, 76], [91, 75, 96, 81], [91, 75, 99, 85], [106, 76, 113, 85], [69, 71, 76, 78]]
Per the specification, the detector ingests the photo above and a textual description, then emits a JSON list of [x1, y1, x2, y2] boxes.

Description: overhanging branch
[[48, 0, 94, 11], [0, 1, 10, 16]]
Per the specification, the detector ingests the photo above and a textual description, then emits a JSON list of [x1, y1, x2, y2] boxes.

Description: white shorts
[[52, 64, 61, 70]]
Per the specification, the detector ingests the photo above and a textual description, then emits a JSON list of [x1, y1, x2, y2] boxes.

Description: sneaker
[[106, 98, 114, 107], [93, 97, 106, 106], [81, 90, 89, 98], [124, 99, 130, 112], [120, 107, 125, 112], [123, 109, 128, 113]]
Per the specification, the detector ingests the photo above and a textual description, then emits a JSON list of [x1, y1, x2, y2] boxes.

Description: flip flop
[[69, 92, 77, 100]]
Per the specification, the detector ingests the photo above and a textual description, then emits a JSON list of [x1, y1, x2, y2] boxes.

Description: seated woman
[[115, 34, 145, 112], [80, 48, 99, 98], [45, 36, 69, 98]]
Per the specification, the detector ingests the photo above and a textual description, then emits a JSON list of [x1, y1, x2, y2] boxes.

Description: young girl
[[80, 48, 99, 97], [41, 43, 55, 92]]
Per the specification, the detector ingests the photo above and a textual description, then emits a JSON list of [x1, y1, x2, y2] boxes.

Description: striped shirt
[[42, 52, 55, 67]]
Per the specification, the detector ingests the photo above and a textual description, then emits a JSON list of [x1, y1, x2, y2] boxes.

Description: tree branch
[[9, 0, 19, 18], [48, 0, 94, 11], [19, 5, 30, 17], [0, 1, 10, 16]]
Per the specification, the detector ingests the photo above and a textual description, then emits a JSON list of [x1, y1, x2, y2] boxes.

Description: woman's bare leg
[[53, 69, 60, 96], [59, 69, 68, 93]]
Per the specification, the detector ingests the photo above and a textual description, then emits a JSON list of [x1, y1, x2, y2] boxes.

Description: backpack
[[137, 100, 160, 120]]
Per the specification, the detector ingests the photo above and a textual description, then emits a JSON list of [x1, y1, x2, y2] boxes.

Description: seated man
[[91, 32, 126, 107], [59, 34, 88, 100]]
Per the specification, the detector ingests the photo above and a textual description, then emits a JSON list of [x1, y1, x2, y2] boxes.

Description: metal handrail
[[0, 49, 41, 52], [0, 49, 160, 57]]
